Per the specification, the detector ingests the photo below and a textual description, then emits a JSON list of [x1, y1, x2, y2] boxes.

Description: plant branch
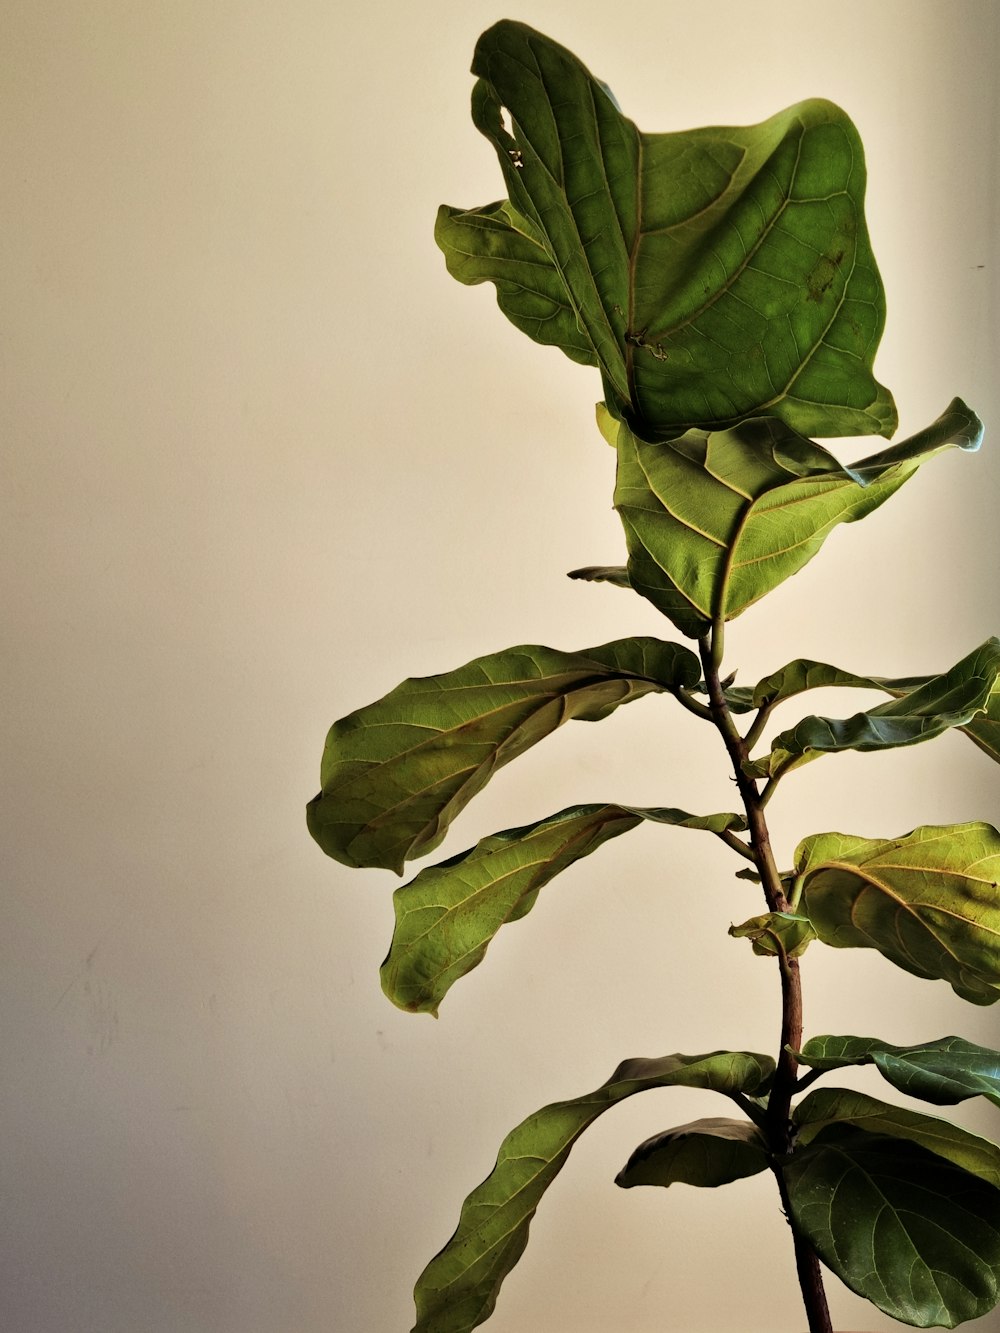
[[698, 631, 832, 1333], [716, 828, 757, 861], [672, 686, 714, 722]]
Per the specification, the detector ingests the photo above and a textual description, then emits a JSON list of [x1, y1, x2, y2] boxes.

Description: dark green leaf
[[746, 638, 1000, 779], [796, 1035, 1000, 1110], [794, 1087, 1000, 1189], [616, 1116, 768, 1190], [442, 20, 896, 438], [784, 1119, 1000, 1326], [383, 804, 745, 1014], [307, 637, 699, 873], [412, 1051, 774, 1333], [607, 401, 980, 637], [730, 911, 816, 958], [794, 823, 1000, 1004]]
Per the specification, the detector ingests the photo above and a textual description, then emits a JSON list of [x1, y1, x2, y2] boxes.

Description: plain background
[[4, 2, 1000, 1330]]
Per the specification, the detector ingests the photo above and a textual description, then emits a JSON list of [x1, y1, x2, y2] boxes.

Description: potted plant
[[308, 20, 1000, 1332]]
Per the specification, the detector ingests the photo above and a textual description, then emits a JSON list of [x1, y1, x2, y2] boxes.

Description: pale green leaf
[[442, 20, 896, 438], [796, 1035, 1000, 1110], [746, 638, 1000, 779], [383, 804, 745, 1014], [606, 401, 980, 637], [307, 637, 699, 873], [785, 1117, 1000, 1326], [794, 822, 1000, 1004], [730, 911, 816, 958], [412, 1051, 774, 1332], [615, 1116, 768, 1189]]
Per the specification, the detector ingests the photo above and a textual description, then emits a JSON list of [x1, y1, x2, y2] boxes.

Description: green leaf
[[442, 20, 897, 438], [566, 564, 632, 590], [412, 1051, 774, 1333], [435, 200, 596, 367], [747, 638, 1000, 779], [382, 804, 745, 1014], [796, 1035, 1000, 1110], [307, 637, 699, 873], [730, 911, 817, 958], [606, 401, 980, 637], [615, 1116, 768, 1190], [784, 1119, 1000, 1326], [794, 823, 1000, 1004], [794, 1087, 1000, 1189]]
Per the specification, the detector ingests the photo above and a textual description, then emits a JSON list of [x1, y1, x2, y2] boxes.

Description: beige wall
[[4, 2, 999, 1330]]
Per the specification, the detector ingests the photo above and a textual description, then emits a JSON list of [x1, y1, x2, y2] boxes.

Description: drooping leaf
[[606, 401, 981, 637], [615, 1116, 768, 1190], [440, 20, 897, 439], [796, 1035, 1000, 1110], [730, 911, 816, 958], [412, 1051, 774, 1333], [384, 805, 745, 1014], [307, 637, 699, 873], [793, 823, 1000, 1004], [746, 638, 1000, 779], [793, 1087, 1000, 1189], [785, 1111, 1000, 1326]]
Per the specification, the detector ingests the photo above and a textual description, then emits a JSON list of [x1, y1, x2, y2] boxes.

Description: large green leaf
[[384, 804, 745, 1015], [785, 1106, 1000, 1326], [412, 1051, 774, 1333], [793, 1087, 1000, 1190], [440, 20, 896, 439], [307, 637, 698, 873], [615, 1116, 768, 1190], [796, 1035, 1000, 1110], [746, 638, 1000, 779], [793, 823, 1000, 1004], [607, 400, 981, 637]]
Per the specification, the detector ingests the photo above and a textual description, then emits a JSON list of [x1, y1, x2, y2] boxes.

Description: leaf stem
[[698, 633, 832, 1333], [672, 686, 715, 722]]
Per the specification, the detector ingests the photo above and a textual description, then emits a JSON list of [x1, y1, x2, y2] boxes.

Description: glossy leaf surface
[[607, 401, 980, 637], [794, 1087, 1000, 1189], [384, 805, 744, 1014], [307, 637, 698, 873], [412, 1051, 774, 1332], [747, 638, 1000, 779], [796, 1035, 1000, 1110], [786, 1098, 1000, 1327], [615, 1116, 768, 1190], [794, 823, 1000, 1004], [440, 20, 896, 439]]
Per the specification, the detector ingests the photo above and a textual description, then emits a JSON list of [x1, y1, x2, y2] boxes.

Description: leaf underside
[[746, 637, 1000, 779], [383, 803, 744, 1014], [439, 20, 897, 440], [411, 1051, 774, 1333], [794, 822, 1000, 1003], [605, 400, 981, 638], [307, 637, 698, 873]]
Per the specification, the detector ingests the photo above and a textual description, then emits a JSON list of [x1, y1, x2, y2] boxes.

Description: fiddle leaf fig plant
[[310, 20, 1000, 1332]]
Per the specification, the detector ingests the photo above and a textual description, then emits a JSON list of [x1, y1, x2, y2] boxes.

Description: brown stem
[[698, 634, 832, 1333]]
